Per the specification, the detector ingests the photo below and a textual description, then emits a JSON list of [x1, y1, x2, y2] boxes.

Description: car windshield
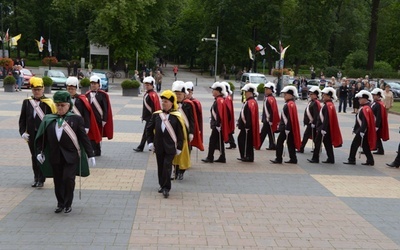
[[251, 76, 266, 84], [93, 73, 106, 79], [388, 82, 400, 88], [49, 71, 66, 77], [21, 69, 33, 76]]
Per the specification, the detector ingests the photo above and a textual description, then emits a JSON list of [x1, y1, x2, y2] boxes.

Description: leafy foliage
[[3, 75, 16, 85], [121, 80, 140, 89], [42, 76, 53, 87]]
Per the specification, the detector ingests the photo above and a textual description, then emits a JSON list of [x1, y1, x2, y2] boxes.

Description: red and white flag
[[255, 44, 265, 55]]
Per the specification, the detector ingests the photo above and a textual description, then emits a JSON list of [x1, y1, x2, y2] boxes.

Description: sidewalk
[[0, 64, 399, 249]]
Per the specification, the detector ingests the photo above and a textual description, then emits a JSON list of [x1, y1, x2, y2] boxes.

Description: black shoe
[[162, 189, 169, 198], [270, 159, 282, 164], [133, 147, 143, 152], [214, 158, 226, 163], [225, 145, 236, 149], [361, 162, 374, 166], [266, 147, 276, 150], [297, 149, 304, 153], [373, 151, 384, 155], [307, 159, 319, 163], [31, 182, 38, 187], [54, 207, 64, 213], [242, 158, 254, 162], [284, 160, 297, 164], [201, 158, 213, 163], [343, 161, 356, 165], [36, 182, 44, 188], [322, 160, 335, 164], [386, 162, 400, 168], [64, 207, 72, 213], [177, 172, 184, 180], [158, 187, 163, 193], [237, 158, 243, 161]]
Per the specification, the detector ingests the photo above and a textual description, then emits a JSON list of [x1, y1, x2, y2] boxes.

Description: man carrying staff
[[86, 75, 113, 156], [146, 90, 189, 198], [35, 91, 96, 213], [134, 76, 161, 152], [307, 87, 342, 164], [343, 90, 376, 166], [237, 84, 260, 162], [19, 77, 57, 188], [260, 82, 280, 150], [299, 86, 321, 153], [66, 76, 101, 144], [202, 82, 229, 163]]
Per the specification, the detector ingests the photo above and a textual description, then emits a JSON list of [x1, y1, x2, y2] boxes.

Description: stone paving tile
[[312, 175, 400, 198]]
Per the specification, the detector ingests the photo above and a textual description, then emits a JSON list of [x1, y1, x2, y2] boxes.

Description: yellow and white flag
[[11, 34, 21, 46]]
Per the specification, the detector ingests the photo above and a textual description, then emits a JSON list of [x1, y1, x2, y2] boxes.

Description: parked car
[[387, 82, 400, 98], [92, 71, 109, 92], [306, 79, 321, 90], [240, 73, 267, 88], [44, 70, 68, 89], [21, 68, 34, 88]]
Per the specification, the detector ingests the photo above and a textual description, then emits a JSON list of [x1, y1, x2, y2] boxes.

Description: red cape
[[287, 100, 301, 151], [325, 101, 342, 147], [191, 98, 203, 143], [183, 99, 204, 151], [266, 95, 280, 132], [148, 90, 161, 111], [247, 98, 261, 150], [216, 96, 229, 143], [225, 95, 235, 133], [86, 89, 114, 140], [376, 100, 389, 141], [362, 105, 377, 150], [78, 95, 102, 143]]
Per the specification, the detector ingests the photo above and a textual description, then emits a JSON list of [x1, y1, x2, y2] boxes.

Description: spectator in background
[[337, 71, 342, 81], [383, 85, 394, 113], [338, 78, 348, 113], [173, 65, 179, 80], [73, 61, 78, 76]]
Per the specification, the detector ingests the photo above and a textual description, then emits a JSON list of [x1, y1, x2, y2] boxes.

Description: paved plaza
[[0, 66, 399, 249]]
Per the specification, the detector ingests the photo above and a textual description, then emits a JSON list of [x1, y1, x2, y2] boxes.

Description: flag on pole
[[48, 39, 52, 53], [248, 47, 254, 60], [35, 36, 45, 52], [279, 40, 283, 53], [268, 43, 278, 54], [280, 45, 290, 60], [255, 44, 265, 55], [11, 34, 21, 46]]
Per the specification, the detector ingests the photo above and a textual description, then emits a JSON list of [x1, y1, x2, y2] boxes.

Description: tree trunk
[[366, 0, 381, 71]]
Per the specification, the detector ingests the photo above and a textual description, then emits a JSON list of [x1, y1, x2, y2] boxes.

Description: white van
[[240, 73, 267, 88]]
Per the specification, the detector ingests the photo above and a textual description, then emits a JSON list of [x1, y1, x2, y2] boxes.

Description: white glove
[[102, 121, 106, 127], [321, 130, 327, 135], [360, 132, 365, 137], [285, 130, 290, 136], [148, 143, 154, 151], [269, 122, 273, 126], [375, 127, 379, 131], [189, 134, 194, 142], [216, 126, 221, 132], [85, 128, 89, 134], [311, 124, 315, 128], [22, 132, 30, 142], [89, 157, 96, 167], [36, 154, 45, 164], [176, 149, 182, 155]]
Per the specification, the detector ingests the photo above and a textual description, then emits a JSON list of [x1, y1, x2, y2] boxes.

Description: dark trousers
[[227, 133, 236, 147], [156, 150, 174, 191], [28, 136, 45, 183], [137, 121, 149, 150], [348, 95, 352, 107], [238, 129, 254, 160], [52, 155, 77, 208], [206, 128, 225, 161], [348, 133, 374, 164], [91, 141, 101, 156], [300, 124, 315, 151], [393, 143, 400, 165], [375, 130, 384, 153], [311, 132, 334, 161], [275, 131, 296, 162], [156, 83, 161, 92], [260, 123, 276, 149], [338, 97, 347, 112]]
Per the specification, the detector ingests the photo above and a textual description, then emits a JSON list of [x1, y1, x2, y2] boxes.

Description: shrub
[[228, 81, 235, 91], [80, 77, 90, 87], [121, 80, 140, 89], [0, 58, 14, 70], [343, 50, 367, 70], [42, 56, 58, 66], [3, 75, 16, 85], [257, 83, 264, 93], [272, 68, 290, 77], [374, 61, 393, 71], [42, 76, 53, 87], [324, 67, 340, 78]]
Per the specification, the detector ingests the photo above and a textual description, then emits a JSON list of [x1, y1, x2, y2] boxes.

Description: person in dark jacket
[[338, 78, 348, 113], [299, 86, 321, 153]]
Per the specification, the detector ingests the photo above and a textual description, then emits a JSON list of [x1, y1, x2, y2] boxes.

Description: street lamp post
[[202, 26, 219, 82]]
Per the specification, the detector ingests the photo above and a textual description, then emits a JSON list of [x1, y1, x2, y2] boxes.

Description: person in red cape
[[307, 87, 342, 164], [260, 82, 280, 150], [222, 81, 237, 149], [371, 88, 389, 155], [85, 75, 114, 156], [344, 90, 376, 166], [133, 76, 161, 152], [186, 81, 204, 145], [237, 84, 260, 162], [270, 86, 301, 164], [66, 77, 101, 144], [299, 86, 321, 153], [202, 82, 229, 163]]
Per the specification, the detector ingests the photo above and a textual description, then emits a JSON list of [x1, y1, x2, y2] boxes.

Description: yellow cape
[[28, 97, 57, 114]]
